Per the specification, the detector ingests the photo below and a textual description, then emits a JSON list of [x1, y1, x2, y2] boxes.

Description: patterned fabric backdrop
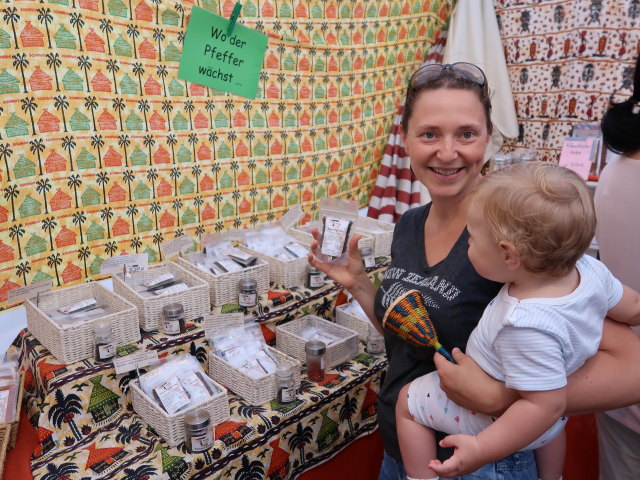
[[497, 0, 640, 160], [0, 0, 454, 309]]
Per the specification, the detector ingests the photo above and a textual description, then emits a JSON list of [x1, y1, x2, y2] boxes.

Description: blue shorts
[[378, 449, 538, 480]]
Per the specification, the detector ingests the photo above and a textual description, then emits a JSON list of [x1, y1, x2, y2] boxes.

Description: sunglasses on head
[[409, 62, 487, 89]]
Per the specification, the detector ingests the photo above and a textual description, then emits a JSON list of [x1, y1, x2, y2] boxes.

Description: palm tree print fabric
[[0, 0, 453, 310], [12, 274, 388, 479]]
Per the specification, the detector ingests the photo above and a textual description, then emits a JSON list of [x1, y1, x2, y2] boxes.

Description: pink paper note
[[558, 137, 597, 180]]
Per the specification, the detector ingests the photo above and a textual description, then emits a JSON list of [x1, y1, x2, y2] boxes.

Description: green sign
[[177, 6, 268, 99]]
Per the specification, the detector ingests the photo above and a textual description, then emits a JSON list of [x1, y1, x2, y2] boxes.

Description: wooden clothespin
[[227, 2, 243, 35]]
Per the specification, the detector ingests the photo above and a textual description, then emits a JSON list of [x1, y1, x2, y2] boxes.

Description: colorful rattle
[[382, 289, 456, 363]]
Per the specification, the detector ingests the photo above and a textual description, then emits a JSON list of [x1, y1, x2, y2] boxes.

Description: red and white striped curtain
[[367, 30, 448, 223]]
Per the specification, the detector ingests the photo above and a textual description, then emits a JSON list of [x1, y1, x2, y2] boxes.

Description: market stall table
[[11, 262, 390, 479]]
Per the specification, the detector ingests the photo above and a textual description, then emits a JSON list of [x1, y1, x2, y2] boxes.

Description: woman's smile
[[430, 167, 465, 177]]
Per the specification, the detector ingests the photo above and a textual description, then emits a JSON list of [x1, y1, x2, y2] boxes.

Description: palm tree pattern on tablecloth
[[14, 308, 388, 479]]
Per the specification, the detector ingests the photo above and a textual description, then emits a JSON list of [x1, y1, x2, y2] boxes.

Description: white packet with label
[[314, 197, 359, 266]]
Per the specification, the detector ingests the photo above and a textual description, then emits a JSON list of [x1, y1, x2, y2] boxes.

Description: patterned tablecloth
[[11, 261, 389, 479]]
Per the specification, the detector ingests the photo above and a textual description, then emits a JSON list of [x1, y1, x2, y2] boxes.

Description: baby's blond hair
[[471, 162, 595, 277]]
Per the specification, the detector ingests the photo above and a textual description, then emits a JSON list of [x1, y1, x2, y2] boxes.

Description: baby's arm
[[429, 387, 566, 477], [607, 284, 640, 326]]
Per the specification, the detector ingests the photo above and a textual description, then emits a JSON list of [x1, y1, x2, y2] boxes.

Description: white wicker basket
[[176, 255, 269, 306], [0, 374, 23, 454], [241, 246, 307, 288], [208, 346, 302, 405], [276, 315, 359, 369], [25, 283, 140, 365], [335, 304, 371, 342], [131, 377, 229, 447], [354, 217, 394, 257], [112, 262, 210, 331], [288, 221, 375, 251], [0, 426, 9, 480]]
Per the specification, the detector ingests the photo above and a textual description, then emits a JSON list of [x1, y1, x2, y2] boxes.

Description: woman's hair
[[401, 66, 493, 135], [470, 162, 595, 277], [601, 56, 640, 155]]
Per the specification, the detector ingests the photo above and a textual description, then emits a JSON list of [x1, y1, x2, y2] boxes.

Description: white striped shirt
[[466, 255, 623, 391]]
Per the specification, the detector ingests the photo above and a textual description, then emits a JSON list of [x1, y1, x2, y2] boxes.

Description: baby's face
[[466, 203, 509, 283]]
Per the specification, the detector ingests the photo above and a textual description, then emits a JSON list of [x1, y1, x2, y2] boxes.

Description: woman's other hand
[[436, 348, 518, 417]]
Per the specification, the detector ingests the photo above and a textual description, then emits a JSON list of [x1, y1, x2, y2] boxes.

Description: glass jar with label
[[184, 409, 214, 453], [366, 328, 385, 355], [276, 361, 296, 404], [360, 247, 376, 268], [94, 320, 116, 363], [306, 266, 325, 289], [162, 303, 186, 335], [305, 340, 326, 382], [492, 153, 510, 171], [519, 149, 536, 163], [238, 278, 258, 308]]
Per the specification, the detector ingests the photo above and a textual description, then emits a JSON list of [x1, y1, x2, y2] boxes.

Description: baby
[[395, 162, 640, 480]]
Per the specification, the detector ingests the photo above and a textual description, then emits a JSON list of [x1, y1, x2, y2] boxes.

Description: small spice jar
[[184, 409, 214, 453], [276, 361, 296, 404], [492, 153, 510, 171], [360, 247, 376, 268], [162, 303, 186, 335], [94, 320, 116, 363], [366, 328, 385, 355], [306, 266, 325, 289], [519, 150, 536, 163], [238, 278, 258, 308], [305, 340, 326, 382]]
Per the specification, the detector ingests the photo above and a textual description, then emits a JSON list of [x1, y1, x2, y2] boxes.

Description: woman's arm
[[565, 318, 640, 415], [436, 319, 640, 416], [606, 284, 640, 326]]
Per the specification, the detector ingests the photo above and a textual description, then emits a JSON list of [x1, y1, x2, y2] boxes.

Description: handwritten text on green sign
[[178, 6, 268, 99]]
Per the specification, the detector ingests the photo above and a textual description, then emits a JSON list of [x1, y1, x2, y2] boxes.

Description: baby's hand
[[428, 434, 485, 478]]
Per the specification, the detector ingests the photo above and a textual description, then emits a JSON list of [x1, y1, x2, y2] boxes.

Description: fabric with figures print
[[496, 0, 639, 162], [0, 0, 454, 310]]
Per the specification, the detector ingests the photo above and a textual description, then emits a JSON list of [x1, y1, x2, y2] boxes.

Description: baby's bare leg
[[396, 382, 439, 479], [534, 429, 565, 480]]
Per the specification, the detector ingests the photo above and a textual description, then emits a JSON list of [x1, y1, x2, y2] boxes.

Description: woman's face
[[402, 88, 490, 202]]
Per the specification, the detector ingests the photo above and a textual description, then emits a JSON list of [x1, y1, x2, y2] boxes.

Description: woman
[[592, 56, 640, 480], [309, 62, 640, 479]]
